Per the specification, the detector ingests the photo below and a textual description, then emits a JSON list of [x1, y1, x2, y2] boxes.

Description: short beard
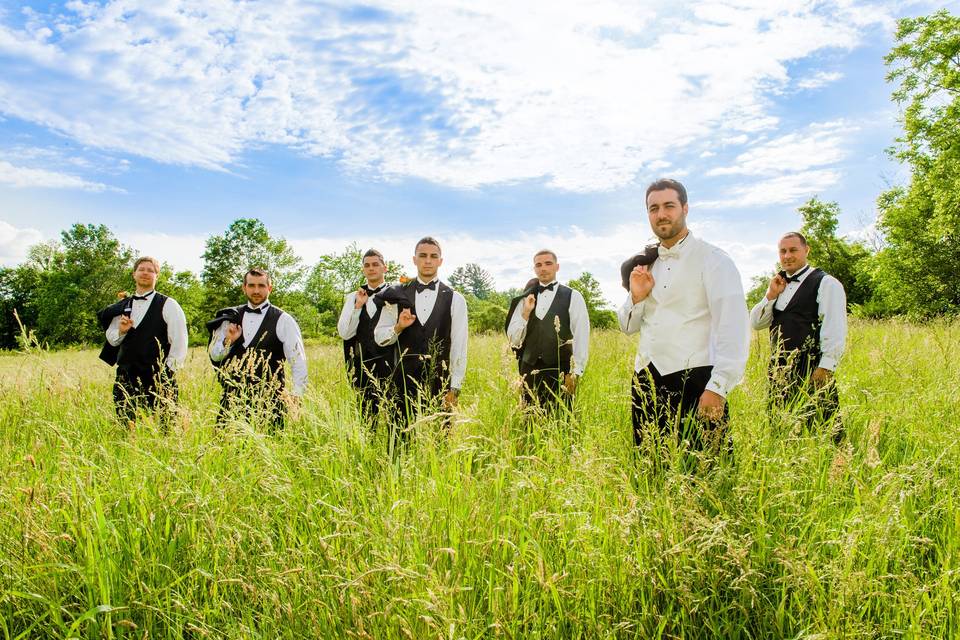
[[653, 221, 685, 241]]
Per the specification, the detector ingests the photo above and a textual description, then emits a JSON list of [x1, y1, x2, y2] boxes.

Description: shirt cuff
[[704, 375, 728, 398], [817, 356, 838, 371]]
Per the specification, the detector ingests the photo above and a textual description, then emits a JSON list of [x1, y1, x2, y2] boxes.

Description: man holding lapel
[[619, 179, 749, 453], [208, 268, 308, 430], [374, 237, 468, 447], [98, 256, 188, 426], [338, 249, 393, 424], [506, 250, 590, 410], [750, 232, 847, 441]]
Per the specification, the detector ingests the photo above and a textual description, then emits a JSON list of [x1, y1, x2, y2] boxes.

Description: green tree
[[567, 271, 616, 329], [449, 263, 495, 300], [201, 218, 305, 316], [874, 10, 960, 315], [157, 266, 207, 344]]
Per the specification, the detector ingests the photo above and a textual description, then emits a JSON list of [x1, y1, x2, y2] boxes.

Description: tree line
[[1, 10, 957, 349]]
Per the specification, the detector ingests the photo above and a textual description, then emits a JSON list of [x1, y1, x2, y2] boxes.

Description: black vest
[[520, 285, 573, 372], [343, 297, 392, 372], [770, 268, 826, 370], [391, 280, 454, 383], [216, 305, 287, 389], [99, 293, 170, 373]]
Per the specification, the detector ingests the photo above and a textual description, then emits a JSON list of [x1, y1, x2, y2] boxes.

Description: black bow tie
[[245, 306, 264, 314], [362, 284, 385, 295], [780, 266, 809, 283], [415, 280, 437, 293], [132, 293, 152, 301], [537, 283, 556, 294]]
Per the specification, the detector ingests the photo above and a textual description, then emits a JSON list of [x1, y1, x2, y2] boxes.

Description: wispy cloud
[[0, 0, 890, 192], [0, 220, 43, 264], [0, 160, 120, 192], [796, 70, 844, 90]]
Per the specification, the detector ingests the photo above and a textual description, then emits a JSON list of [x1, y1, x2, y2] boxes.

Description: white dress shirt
[[506, 281, 590, 376], [105, 290, 189, 371], [337, 283, 387, 340], [617, 232, 749, 397], [208, 300, 309, 396], [749, 265, 847, 371], [374, 278, 469, 389]]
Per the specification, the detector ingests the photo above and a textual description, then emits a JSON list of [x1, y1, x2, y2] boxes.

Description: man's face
[[132, 261, 159, 290], [413, 243, 442, 280], [362, 256, 387, 285], [646, 188, 688, 242], [778, 236, 810, 273], [533, 253, 560, 284], [243, 274, 272, 305]]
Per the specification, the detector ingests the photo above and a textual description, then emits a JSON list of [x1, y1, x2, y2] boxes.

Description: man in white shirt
[[506, 250, 590, 411], [97, 256, 188, 427], [618, 179, 749, 453], [374, 237, 468, 449], [208, 268, 308, 431], [338, 248, 394, 425], [750, 232, 847, 441]]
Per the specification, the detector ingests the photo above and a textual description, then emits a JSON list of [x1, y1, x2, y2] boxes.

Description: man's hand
[[766, 273, 787, 301], [563, 373, 578, 395], [394, 308, 416, 333], [521, 294, 536, 320], [697, 389, 725, 422], [811, 367, 832, 388], [118, 315, 134, 335], [225, 323, 242, 345], [630, 265, 655, 304], [354, 288, 369, 309], [443, 389, 459, 410], [284, 392, 302, 421]]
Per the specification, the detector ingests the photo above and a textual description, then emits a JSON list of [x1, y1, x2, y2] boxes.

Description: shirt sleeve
[[105, 315, 124, 346], [816, 275, 847, 371], [162, 297, 189, 371], [449, 292, 469, 389], [374, 303, 400, 346], [506, 299, 528, 348], [749, 297, 775, 330], [569, 289, 590, 376], [278, 313, 309, 396], [208, 322, 230, 362], [337, 293, 361, 340], [618, 295, 645, 335], [703, 251, 750, 397]]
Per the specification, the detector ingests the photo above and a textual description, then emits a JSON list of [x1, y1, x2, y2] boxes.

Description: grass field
[[1, 320, 959, 638]]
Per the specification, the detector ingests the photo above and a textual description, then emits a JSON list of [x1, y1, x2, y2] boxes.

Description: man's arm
[[506, 299, 529, 348], [105, 316, 125, 346], [816, 275, 847, 371], [703, 252, 750, 398], [278, 313, 309, 396], [374, 303, 400, 346], [618, 295, 645, 334], [163, 298, 189, 371], [337, 292, 361, 340], [749, 298, 775, 330], [449, 293, 469, 390], [569, 289, 590, 376], [208, 322, 231, 362]]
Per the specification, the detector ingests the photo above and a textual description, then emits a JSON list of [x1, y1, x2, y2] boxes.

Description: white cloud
[[796, 70, 844, 90], [700, 169, 842, 208], [0, 0, 890, 192], [0, 219, 43, 264], [0, 159, 119, 192]]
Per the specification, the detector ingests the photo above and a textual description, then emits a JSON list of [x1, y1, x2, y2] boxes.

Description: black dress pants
[[519, 359, 572, 412], [349, 356, 392, 425], [113, 365, 178, 425], [630, 364, 729, 452], [769, 356, 843, 443]]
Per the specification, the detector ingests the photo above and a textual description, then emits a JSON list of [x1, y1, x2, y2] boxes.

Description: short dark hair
[[243, 268, 271, 286], [781, 231, 808, 246], [645, 178, 688, 206], [415, 236, 441, 255], [363, 248, 385, 264], [132, 256, 160, 273], [534, 249, 557, 261]]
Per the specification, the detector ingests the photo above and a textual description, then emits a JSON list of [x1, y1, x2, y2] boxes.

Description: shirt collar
[[133, 290, 156, 298], [786, 265, 812, 282], [539, 279, 558, 288], [416, 277, 437, 286], [247, 300, 271, 311]]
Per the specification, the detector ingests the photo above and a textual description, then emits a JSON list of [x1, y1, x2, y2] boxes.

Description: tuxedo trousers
[[113, 365, 178, 425]]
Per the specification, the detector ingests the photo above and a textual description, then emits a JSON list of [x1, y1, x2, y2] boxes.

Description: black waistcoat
[[217, 305, 287, 388], [115, 293, 170, 373], [770, 268, 826, 367], [520, 285, 573, 372], [343, 298, 392, 371], [392, 281, 454, 382]]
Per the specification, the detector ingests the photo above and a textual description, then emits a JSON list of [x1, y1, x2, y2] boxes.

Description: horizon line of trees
[[1, 10, 958, 350]]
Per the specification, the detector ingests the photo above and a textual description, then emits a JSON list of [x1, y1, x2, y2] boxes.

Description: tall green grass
[[1, 320, 958, 638]]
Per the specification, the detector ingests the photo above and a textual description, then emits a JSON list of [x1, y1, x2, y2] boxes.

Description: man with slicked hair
[[618, 178, 749, 455], [750, 232, 847, 441]]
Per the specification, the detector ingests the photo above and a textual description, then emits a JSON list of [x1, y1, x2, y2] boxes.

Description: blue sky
[[1, 0, 956, 303]]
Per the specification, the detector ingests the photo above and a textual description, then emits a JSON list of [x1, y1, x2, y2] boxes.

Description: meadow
[[1, 320, 958, 639]]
